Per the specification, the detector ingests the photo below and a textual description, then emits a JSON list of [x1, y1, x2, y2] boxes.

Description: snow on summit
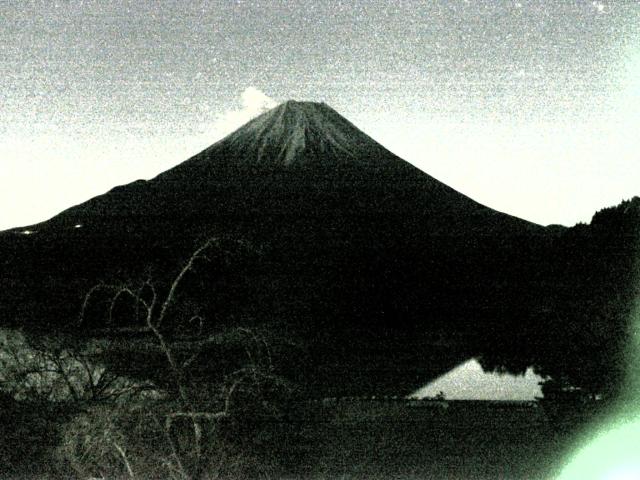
[[215, 100, 397, 167]]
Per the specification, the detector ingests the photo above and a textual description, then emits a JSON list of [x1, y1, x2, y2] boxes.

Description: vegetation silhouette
[[0, 239, 295, 479]]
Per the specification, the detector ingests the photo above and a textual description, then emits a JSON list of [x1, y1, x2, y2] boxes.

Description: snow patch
[[219, 100, 391, 167]]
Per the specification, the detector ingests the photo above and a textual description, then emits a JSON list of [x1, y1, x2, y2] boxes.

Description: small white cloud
[[212, 87, 277, 138], [241, 87, 277, 112], [592, 1, 606, 13]]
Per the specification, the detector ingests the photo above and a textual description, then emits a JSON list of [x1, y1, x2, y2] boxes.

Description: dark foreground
[[2, 397, 599, 479], [270, 399, 585, 480]]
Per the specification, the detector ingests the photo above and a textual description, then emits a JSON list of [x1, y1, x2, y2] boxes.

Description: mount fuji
[[1, 100, 634, 396]]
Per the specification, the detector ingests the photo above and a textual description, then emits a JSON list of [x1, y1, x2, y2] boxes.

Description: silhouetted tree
[[63, 237, 293, 480], [479, 197, 640, 402]]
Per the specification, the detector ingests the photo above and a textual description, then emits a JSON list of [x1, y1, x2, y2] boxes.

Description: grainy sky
[[2, 0, 640, 231]]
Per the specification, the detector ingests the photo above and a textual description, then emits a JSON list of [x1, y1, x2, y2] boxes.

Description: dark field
[[0, 383, 606, 479], [266, 399, 582, 480]]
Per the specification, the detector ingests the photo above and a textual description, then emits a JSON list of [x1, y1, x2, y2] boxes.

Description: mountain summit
[[162, 100, 401, 175], [221, 100, 396, 166]]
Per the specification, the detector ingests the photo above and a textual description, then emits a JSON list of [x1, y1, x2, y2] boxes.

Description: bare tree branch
[[155, 239, 216, 330], [65, 237, 287, 479], [112, 442, 136, 479]]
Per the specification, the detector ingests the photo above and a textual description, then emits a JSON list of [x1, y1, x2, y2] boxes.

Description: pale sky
[[2, 1, 640, 231]]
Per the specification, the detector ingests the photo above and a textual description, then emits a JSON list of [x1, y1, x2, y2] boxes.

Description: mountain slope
[[173, 100, 398, 168], [26, 101, 538, 237]]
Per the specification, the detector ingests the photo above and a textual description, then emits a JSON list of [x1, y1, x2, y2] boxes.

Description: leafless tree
[[0, 330, 154, 404], [63, 238, 290, 480]]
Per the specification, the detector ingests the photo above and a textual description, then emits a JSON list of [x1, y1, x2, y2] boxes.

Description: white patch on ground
[[411, 359, 543, 401]]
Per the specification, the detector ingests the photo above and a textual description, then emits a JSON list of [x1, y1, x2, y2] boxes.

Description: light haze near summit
[[2, 0, 639, 232]]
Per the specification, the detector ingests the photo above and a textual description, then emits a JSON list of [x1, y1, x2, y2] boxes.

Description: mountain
[[31, 101, 530, 231], [171, 100, 398, 168], [0, 101, 634, 397]]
